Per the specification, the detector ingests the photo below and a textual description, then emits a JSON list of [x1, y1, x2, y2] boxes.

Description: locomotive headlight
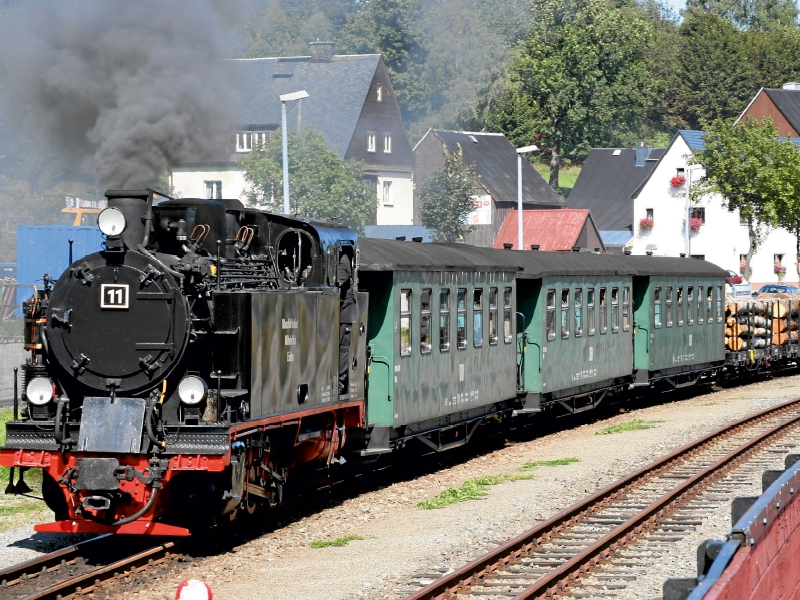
[[178, 376, 208, 405], [97, 207, 127, 237], [26, 377, 54, 405]]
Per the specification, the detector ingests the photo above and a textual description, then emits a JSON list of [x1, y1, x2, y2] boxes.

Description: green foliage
[[417, 473, 533, 509], [240, 127, 374, 232], [492, 0, 658, 189], [595, 418, 665, 435], [692, 117, 800, 280], [685, 0, 798, 31], [310, 534, 365, 548], [519, 457, 580, 470], [418, 145, 479, 243]]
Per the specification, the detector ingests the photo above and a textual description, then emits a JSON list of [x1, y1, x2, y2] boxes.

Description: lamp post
[[279, 90, 310, 214], [683, 165, 702, 259], [516, 144, 539, 250]]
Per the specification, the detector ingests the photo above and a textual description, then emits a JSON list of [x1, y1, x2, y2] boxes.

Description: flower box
[[670, 175, 686, 188], [639, 217, 654, 231]]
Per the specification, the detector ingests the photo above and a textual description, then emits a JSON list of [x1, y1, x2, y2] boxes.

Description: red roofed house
[[493, 209, 606, 252]]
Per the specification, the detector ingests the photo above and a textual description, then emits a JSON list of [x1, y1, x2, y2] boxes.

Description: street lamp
[[516, 144, 539, 251], [683, 165, 702, 259], [279, 90, 310, 214]]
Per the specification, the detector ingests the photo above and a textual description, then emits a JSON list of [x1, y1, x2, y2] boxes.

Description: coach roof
[[357, 239, 726, 278]]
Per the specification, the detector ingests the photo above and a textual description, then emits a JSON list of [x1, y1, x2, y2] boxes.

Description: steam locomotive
[[2, 189, 792, 536]]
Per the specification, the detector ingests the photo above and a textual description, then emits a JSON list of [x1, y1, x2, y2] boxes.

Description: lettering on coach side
[[282, 318, 298, 329], [284, 335, 296, 346]]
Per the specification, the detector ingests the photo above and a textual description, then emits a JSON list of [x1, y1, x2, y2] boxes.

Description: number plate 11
[[100, 284, 130, 309]]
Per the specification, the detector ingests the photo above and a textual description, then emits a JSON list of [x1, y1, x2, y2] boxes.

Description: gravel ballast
[[5, 376, 800, 599]]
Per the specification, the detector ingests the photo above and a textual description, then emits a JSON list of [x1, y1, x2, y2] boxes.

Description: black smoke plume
[[0, 0, 237, 189]]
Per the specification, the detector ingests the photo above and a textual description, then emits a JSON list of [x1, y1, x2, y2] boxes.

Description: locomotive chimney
[[105, 190, 153, 249]]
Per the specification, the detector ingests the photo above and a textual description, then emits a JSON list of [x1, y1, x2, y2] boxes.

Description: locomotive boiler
[[1, 190, 366, 535]]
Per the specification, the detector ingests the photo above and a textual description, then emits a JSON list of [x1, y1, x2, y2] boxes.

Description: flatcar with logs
[[1, 190, 797, 536]]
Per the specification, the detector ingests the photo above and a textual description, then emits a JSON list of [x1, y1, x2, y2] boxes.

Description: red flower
[[670, 175, 687, 188]]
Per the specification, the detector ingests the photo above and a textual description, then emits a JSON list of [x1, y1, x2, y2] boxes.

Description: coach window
[[716, 286, 723, 322], [666, 286, 673, 327], [622, 286, 631, 331], [574, 288, 583, 337], [696, 286, 704, 325], [599, 287, 607, 334], [420, 288, 432, 354], [677, 286, 684, 326], [707, 287, 713, 323], [687, 286, 694, 325], [654, 287, 662, 328], [561, 288, 570, 339], [400, 289, 412, 357], [489, 287, 499, 345], [439, 289, 450, 352], [457, 288, 467, 349], [587, 288, 595, 336], [546, 289, 556, 341], [611, 287, 619, 333], [473, 288, 484, 347], [503, 287, 513, 344]]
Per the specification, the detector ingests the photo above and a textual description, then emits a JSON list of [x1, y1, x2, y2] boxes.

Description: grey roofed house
[[170, 42, 415, 225], [734, 83, 800, 138], [567, 146, 665, 249], [413, 129, 563, 247]]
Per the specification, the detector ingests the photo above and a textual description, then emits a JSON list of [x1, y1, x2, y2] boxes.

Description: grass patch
[[417, 474, 533, 510], [534, 164, 582, 198], [519, 457, 580, 471], [596, 419, 665, 436], [310, 534, 365, 549], [0, 501, 45, 517], [699, 403, 717, 406], [0, 407, 42, 487], [780, 385, 795, 389]]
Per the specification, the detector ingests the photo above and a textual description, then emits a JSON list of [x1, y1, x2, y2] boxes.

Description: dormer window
[[368, 132, 376, 153], [384, 133, 392, 153], [377, 84, 383, 102], [254, 131, 270, 148], [236, 132, 252, 152]]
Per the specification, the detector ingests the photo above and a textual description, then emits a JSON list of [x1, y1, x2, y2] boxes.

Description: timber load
[[725, 295, 800, 351]]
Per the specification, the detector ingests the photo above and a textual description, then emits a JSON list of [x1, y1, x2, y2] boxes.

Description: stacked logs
[[725, 295, 800, 351]]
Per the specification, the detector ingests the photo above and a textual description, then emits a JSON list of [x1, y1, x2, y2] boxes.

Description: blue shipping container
[[16, 226, 104, 314]]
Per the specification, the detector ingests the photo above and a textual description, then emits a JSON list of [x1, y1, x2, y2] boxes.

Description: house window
[[646, 208, 653, 220], [439, 289, 450, 352], [400, 290, 411, 357], [587, 288, 595, 336], [546, 289, 556, 341], [473, 288, 483, 347], [677, 167, 685, 176], [503, 287, 513, 344], [368, 132, 376, 152], [420, 289, 432, 354], [236, 131, 252, 152], [254, 131, 271, 148], [574, 288, 583, 337], [384, 133, 392, 153], [204, 181, 222, 200], [382, 181, 393, 206], [457, 289, 467, 349], [691, 207, 705, 225], [740, 213, 748, 225], [377, 83, 383, 102], [561, 288, 570, 339]]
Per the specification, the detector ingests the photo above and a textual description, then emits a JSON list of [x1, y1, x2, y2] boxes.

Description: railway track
[[0, 534, 184, 599], [401, 397, 800, 600]]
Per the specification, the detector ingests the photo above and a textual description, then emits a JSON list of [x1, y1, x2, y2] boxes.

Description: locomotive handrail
[[370, 355, 392, 403], [636, 323, 650, 353]]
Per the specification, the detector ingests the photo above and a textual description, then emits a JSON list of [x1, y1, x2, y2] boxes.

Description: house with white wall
[[170, 42, 415, 226], [631, 130, 797, 288]]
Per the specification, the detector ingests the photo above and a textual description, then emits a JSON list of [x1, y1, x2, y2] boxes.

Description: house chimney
[[503, 243, 513, 250], [310, 41, 335, 61], [784, 82, 800, 91]]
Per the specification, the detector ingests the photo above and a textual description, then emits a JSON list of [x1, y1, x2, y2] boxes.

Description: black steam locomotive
[[2, 190, 365, 535]]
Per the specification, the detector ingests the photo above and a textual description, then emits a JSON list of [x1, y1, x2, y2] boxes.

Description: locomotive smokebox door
[[46, 251, 190, 396]]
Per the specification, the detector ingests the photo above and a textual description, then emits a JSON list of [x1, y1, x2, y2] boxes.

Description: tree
[[495, 0, 657, 190], [240, 127, 374, 232], [419, 144, 479, 243], [685, 0, 798, 31], [692, 117, 800, 280]]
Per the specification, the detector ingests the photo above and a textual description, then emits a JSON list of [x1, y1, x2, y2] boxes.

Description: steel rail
[[405, 396, 800, 600]]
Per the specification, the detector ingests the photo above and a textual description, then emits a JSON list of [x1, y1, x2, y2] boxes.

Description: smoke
[[0, 0, 238, 189]]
